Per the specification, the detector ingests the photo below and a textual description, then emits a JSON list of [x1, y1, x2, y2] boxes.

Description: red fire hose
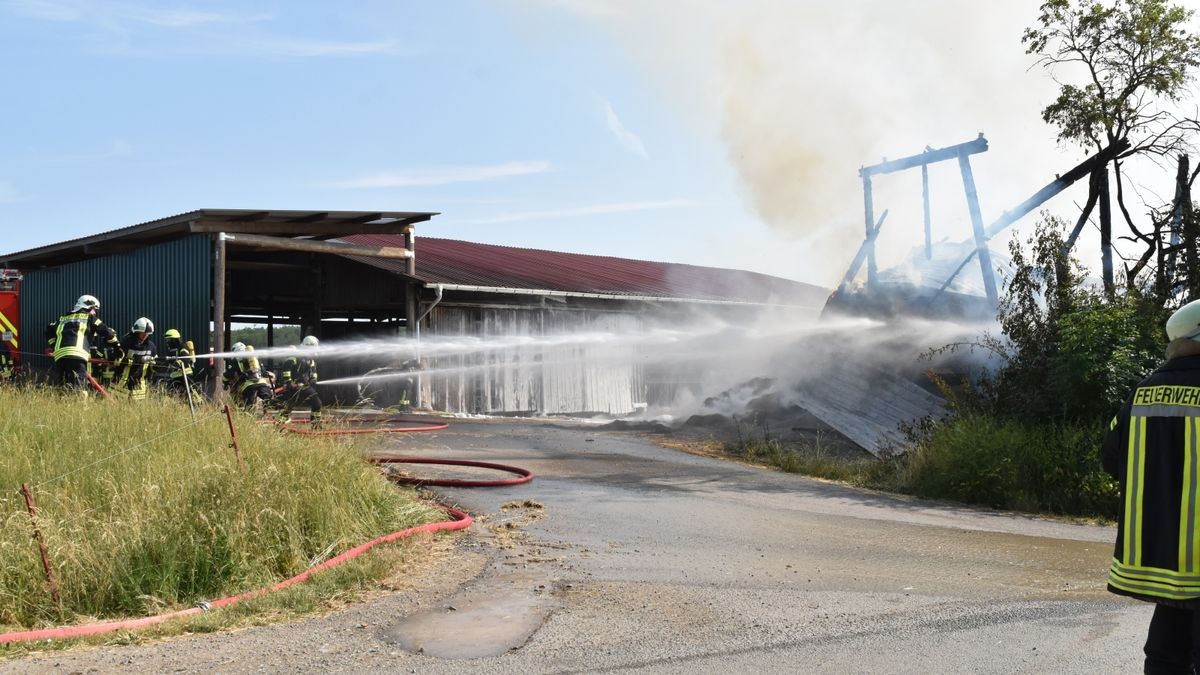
[[0, 504, 472, 644]]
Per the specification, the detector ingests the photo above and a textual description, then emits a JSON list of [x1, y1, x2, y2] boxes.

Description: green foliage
[[0, 388, 442, 630], [230, 324, 301, 349], [902, 413, 1119, 516], [1022, 0, 1200, 149], [985, 216, 1163, 423]]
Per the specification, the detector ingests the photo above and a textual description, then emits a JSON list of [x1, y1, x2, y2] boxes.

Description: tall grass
[[0, 386, 442, 630], [722, 414, 1118, 519], [901, 413, 1119, 517]]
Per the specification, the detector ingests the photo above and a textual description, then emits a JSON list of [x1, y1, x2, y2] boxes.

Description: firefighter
[[223, 342, 273, 410], [158, 328, 196, 396], [116, 317, 157, 400], [1103, 298, 1200, 672], [277, 335, 322, 428], [45, 294, 119, 391], [0, 349, 13, 382]]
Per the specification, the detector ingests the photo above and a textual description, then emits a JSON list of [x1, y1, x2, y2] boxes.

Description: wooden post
[[212, 233, 227, 399], [224, 404, 246, 472], [1098, 165, 1115, 299], [922, 163, 932, 260], [403, 224, 416, 277], [957, 150, 999, 305], [863, 175, 877, 288], [20, 483, 60, 606]]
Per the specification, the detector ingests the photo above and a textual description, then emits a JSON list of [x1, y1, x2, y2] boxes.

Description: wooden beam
[[221, 232, 412, 259], [957, 150, 999, 305], [212, 233, 227, 399], [860, 134, 988, 178]]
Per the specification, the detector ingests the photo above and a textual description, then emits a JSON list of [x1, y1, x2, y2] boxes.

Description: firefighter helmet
[[164, 328, 181, 340], [132, 317, 154, 334], [1167, 300, 1200, 341], [301, 335, 319, 347], [74, 294, 100, 311], [231, 342, 247, 352]]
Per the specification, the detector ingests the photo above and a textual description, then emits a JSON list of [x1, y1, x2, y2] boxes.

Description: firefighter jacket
[[162, 339, 194, 380], [1103, 353, 1200, 606], [224, 355, 269, 395], [278, 354, 318, 388], [0, 351, 12, 379], [116, 332, 157, 398], [45, 310, 118, 362]]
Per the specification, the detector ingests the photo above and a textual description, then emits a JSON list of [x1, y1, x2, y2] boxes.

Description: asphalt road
[[4, 418, 1149, 673]]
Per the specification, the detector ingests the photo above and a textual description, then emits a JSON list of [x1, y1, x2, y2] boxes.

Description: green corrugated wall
[[20, 234, 211, 369]]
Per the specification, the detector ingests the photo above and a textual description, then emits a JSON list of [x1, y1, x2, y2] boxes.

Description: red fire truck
[[0, 269, 21, 375]]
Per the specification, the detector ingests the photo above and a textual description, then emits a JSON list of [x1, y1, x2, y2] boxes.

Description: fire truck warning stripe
[[0, 309, 17, 337]]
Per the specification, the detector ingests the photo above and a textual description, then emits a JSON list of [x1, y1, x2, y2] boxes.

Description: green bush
[[902, 412, 1119, 517]]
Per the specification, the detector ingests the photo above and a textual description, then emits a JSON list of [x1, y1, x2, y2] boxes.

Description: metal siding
[[20, 235, 212, 370]]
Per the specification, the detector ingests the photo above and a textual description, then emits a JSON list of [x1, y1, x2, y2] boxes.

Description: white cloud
[[601, 97, 649, 159], [10, 0, 266, 26], [119, 7, 271, 28], [326, 161, 554, 189], [8, 1, 403, 58], [460, 199, 693, 224], [243, 37, 406, 58]]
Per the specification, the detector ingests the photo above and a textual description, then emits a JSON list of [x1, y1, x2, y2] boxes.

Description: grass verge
[[720, 413, 1119, 519], [0, 386, 447, 644]]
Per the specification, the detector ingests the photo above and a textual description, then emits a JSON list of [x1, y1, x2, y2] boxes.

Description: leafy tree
[[1023, 0, 1200, 296], [982, 216, 1162, 423]]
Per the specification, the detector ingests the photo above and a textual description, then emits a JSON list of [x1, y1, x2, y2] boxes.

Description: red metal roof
[[343, 235, 827, 306]]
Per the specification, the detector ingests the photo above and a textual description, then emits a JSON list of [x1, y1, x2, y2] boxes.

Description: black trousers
[[54, 357, 89, 390], [281, 384, 322, 413], [1145, 603, 1200, 674]]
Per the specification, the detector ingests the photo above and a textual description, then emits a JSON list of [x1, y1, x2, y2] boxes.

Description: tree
[[1023, 0, 1200, 297]]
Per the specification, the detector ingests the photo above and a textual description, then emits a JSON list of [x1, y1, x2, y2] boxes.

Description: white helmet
[[1167, 300, 1200, 341], [231, 342, 247, 352], [301, 335, 319, 347], [74, 294, 100, 311], [132, 317, 154, 334]]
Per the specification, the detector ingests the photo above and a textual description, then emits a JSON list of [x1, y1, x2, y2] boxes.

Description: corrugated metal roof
[[343, 235, 828, 306], [2, 209, 438, 269]]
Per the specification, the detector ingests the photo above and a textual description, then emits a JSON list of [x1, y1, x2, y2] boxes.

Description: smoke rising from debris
[[529, 0, 1068, 285]]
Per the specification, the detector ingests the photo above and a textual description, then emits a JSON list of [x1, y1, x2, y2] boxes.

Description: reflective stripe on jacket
[[46, 311, 116, 361], [1103, 354, 1200, 604]]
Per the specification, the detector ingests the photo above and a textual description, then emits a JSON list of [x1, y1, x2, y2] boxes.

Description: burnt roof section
[[343, 234, 828, 306], [2, 209, 437, 269]]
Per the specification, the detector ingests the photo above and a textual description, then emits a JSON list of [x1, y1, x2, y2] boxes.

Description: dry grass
[[0, 386, 445, 639]]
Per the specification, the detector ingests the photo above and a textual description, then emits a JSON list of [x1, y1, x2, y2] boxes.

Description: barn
[[2, 209, 828, 416]]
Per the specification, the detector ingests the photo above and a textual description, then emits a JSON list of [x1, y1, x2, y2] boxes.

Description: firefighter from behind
[[45, 294, 119, 390], [277, 335, 322, 428], [158, 328, 195, 395], [1104, 298, 1200, 673], [223, 342, 273, 410], [116, 317, 157, 400]]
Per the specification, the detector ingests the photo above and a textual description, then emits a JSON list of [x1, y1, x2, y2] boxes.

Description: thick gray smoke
[[521, 0, 1069, 285]]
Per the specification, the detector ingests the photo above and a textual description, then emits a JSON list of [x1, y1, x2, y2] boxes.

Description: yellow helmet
[[164, 328, 182, 340]]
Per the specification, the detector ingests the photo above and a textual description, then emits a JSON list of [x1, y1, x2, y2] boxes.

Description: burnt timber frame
[[846, 134, 997, 303]]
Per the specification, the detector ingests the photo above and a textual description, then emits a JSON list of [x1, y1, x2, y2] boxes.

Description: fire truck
[[0, 269, 21, 374]]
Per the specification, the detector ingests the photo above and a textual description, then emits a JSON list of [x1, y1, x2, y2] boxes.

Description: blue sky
[[0, 0, 1182, 288]]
